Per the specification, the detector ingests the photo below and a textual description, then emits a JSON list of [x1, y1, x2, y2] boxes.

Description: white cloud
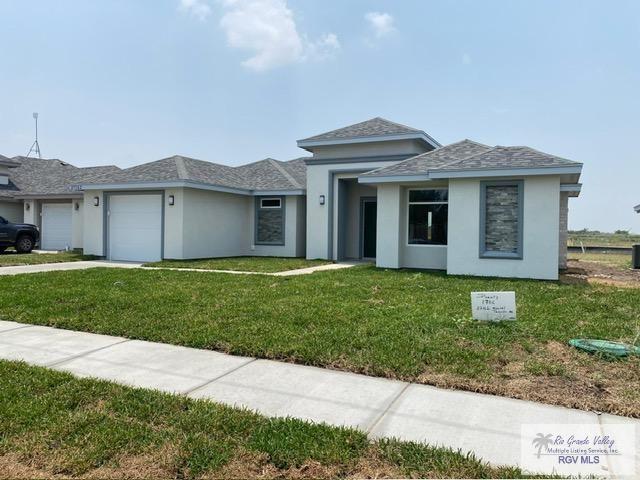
[[302, 33, 340, 62], [219, 0, 339, 72], [365, 12, 395, 38], [462, 53, 472, 65], [179, 0, 212, 21]]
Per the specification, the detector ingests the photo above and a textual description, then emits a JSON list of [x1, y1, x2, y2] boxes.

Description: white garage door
[[108, 194, 162, 262], [41, 203, 72, 250]]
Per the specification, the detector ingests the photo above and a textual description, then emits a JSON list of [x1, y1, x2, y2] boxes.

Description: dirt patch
[[0, 453, 64, 479], [418, 341, 640, 418], [562, 259, 640, 288]]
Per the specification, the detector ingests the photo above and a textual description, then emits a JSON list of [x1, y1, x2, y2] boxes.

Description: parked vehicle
[[0, 216, 40, 253]]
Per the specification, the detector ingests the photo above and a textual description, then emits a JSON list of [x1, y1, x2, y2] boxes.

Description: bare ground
[[563, 258, 640, 288]]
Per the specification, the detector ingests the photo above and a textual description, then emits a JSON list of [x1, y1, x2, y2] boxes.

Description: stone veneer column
[[558, 192, 569, 269]]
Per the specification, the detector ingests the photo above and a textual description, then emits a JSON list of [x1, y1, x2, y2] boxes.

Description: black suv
[[0, 216, 40, 253]]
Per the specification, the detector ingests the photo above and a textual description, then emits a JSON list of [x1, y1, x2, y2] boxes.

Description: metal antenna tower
[[26, 112, 42, 158]]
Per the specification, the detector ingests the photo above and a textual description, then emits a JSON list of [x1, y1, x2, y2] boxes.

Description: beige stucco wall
[[71, 199, 84, 249], [306, 160, 399, 260], [173, 188, 248, 259], [447, 176, 561, 280], [82, 187, 305, 260], [309, 139, 428, 159], [82, 191, 105, 256], [0, 200, 23, 223]]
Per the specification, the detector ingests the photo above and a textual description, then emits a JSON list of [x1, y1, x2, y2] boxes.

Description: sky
[[1, 0, 639, 232]]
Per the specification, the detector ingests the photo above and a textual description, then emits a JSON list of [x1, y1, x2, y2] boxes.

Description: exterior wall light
[[25, 202, 31, 211], [74, 202, 80, 211], [93, 196, 100, 207], [319, 195, 325, 205], [168, 195, 175, 206]]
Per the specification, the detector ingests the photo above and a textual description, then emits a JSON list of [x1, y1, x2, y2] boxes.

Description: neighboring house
[[0, 155, 120, 250], [0, 117, 583, 280]]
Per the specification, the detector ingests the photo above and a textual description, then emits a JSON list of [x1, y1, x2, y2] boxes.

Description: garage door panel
[[108, 195, 162, 262], [41, 204, 72, 251]]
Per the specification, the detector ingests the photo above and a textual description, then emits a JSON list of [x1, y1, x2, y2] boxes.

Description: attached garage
[[107, 193, 163, 262], [41, 203, 72, 250]]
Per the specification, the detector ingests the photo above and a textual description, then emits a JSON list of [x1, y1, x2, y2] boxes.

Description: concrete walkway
[[0, 260, 356, 276], [0, 260, 142, 276], [0, 320, 637, 475]]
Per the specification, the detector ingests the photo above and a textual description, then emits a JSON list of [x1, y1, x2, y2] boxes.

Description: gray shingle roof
[[362, 140, 491, 177], [87, 155, 309, 192], [362, 140, 582, 178], [298, 117, 422, 142], [0, 157, 121, 198], [0, 154, 19, 168]]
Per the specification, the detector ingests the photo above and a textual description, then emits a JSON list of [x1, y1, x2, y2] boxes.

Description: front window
[[255, 197, 285, 245], [408, 189, 448, 245]]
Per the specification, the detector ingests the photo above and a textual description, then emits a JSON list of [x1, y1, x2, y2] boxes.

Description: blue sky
[[1, 0, 639, 232]]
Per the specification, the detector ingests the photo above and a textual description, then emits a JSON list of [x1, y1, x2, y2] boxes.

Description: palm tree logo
[[532, 433, 554, 458]]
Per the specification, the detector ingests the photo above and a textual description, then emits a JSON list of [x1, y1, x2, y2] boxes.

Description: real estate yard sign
[[471, 292, 516, 321]]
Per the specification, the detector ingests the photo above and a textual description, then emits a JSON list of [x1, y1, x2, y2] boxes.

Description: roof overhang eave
[[14, 193, 84, 200], [79, 180, 305, 196], [359, 165, 583, 184]]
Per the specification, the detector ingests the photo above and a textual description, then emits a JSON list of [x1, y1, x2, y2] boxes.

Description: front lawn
[[0, 361, 520, 479], [0, 266, 638, 417], [0, 250, 96, 267], [144, 256, 332, 272]]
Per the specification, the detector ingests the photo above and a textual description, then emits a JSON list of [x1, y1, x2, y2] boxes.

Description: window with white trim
[[407, 189, 448, 245], [479, 181, 523, 259], [256, 197, 284, 245]]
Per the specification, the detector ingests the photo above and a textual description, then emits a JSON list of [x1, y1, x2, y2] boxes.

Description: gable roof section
[[80, 155, 309, 194], [297, 117, 441, 150], [360, 140, 582, 183]]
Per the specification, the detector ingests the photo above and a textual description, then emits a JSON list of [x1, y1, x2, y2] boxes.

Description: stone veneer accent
[[257, 209, 283, 243], [484, 185, 519, 254], [558, 192, 569, 269]]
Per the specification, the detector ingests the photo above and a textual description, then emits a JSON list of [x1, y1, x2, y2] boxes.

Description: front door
[[362, 199, 377, 258]]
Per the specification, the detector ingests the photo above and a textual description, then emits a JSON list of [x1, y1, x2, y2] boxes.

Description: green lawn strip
[[568, 231, 640, 247], [0, 251, 96, 267], [568, 252, 633, 270], [143, 256, 332, 272], [0, 361, 522, 479], [0, 266, 638, 416]]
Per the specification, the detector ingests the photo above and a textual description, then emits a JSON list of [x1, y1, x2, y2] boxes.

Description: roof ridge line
[[174, 156, 189, 180], [438, 145, 497, 169], [267, 158, 302, 189]]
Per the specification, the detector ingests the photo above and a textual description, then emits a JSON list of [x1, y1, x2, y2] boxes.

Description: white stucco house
[[0, 118, 583, 280]]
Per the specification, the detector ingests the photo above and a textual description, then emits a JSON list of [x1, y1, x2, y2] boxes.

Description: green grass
[[144, 256, 332, 272], [568, 252, 632, 270], [0, 250, 96, 267], [568, 231, 640, 247], [0, 266, 638, 416], [0, 361, 521, 479]]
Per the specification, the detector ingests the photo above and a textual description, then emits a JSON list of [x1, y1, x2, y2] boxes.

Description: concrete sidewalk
[[0, 320, 637, 475], [0, 260, 142, 276], [0, 260, 357, 276]]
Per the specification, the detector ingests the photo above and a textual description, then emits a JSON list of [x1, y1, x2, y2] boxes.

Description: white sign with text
[[471, 291, 516, 321]]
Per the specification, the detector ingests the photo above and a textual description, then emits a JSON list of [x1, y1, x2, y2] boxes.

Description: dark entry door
[[362, 199, 377, 258]]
